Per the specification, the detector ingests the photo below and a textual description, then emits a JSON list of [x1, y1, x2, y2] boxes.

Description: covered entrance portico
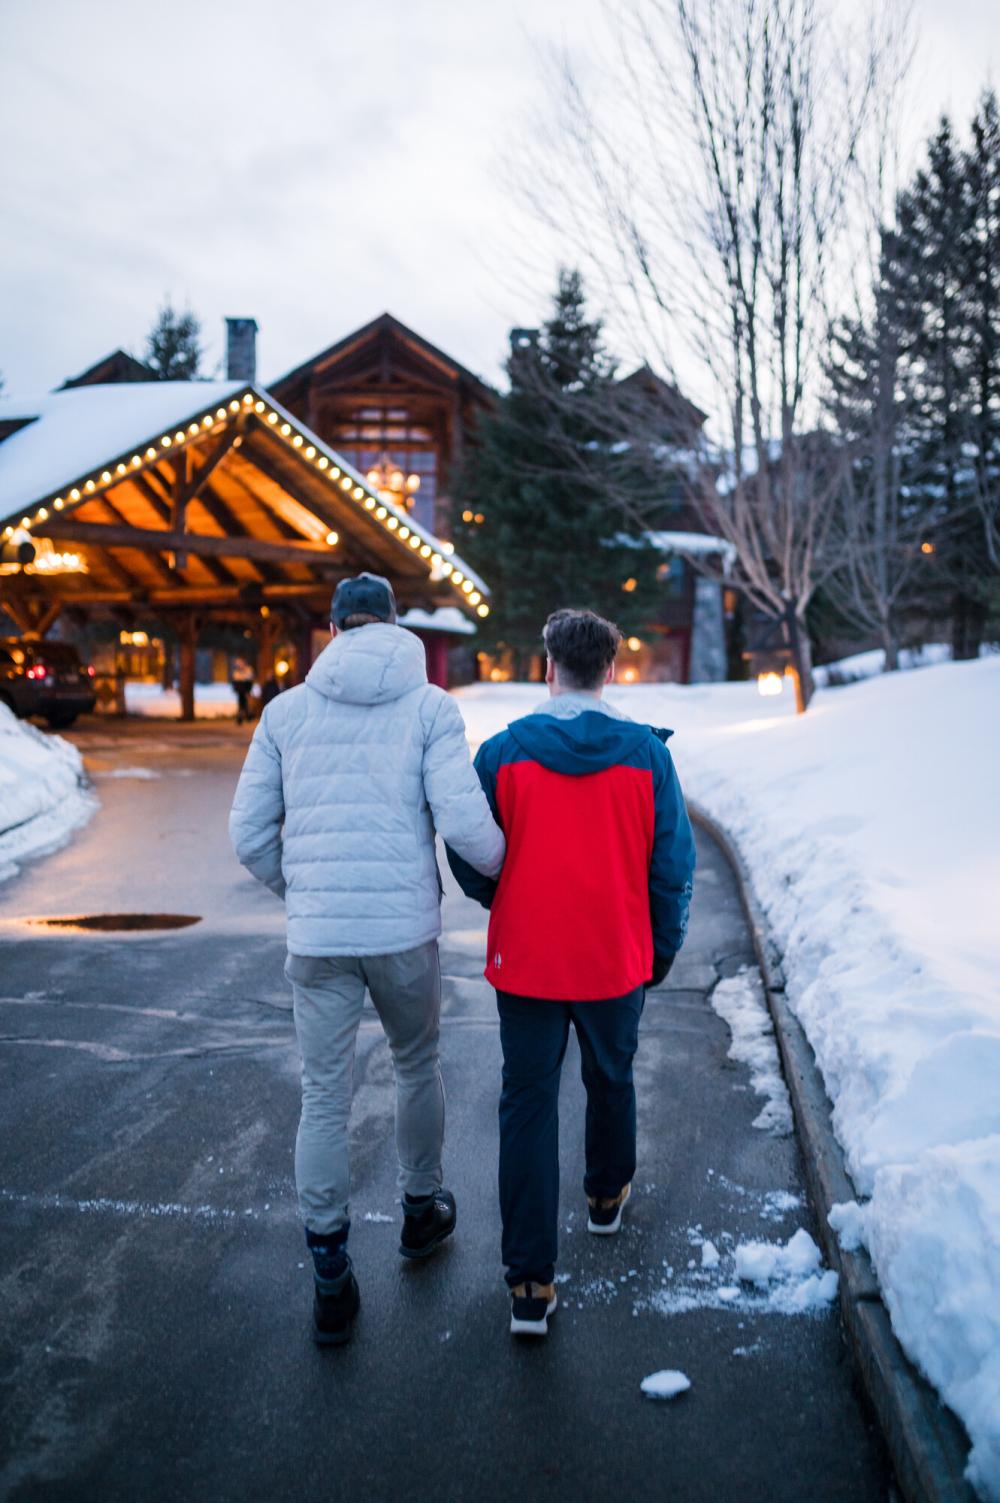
[[0, 381, 489, 716]]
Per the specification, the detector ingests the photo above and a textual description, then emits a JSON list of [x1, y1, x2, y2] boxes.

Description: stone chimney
[[509, 327, 538, 355], [225, 317, 258, 382]]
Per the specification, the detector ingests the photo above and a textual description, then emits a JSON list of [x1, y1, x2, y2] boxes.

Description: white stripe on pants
[[285, 941, 444, 1235]]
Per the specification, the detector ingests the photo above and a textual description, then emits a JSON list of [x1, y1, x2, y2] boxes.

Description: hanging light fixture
[[365, 453, 421, 511]]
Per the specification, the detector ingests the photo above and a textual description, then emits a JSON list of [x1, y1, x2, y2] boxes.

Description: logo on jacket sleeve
[[493, 951, 502, 969]]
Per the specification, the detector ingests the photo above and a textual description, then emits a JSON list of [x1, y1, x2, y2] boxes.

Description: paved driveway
[[0, 721, 889, 1501]]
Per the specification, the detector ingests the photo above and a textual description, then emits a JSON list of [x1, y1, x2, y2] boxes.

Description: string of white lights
[[0, 389, 489, 618]]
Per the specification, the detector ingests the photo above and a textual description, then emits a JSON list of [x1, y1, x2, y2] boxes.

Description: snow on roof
[[398, 607, 476, 636], [0, 381, 489, 610], [646, 530, 737, 562], [0, 381, 244, 521]]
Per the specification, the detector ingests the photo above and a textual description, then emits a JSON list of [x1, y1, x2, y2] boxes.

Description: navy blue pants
[[496, 987, 645, 1287]]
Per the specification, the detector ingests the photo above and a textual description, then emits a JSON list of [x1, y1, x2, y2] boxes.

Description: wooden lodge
[[0, 310, 733, 713], [272, 312, 495, 539]]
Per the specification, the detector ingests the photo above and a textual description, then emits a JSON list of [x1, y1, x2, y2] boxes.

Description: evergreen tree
[[824, 226, 934, 668], [887, 104, 1000, 656], [962, 91, 1000, 627], [144, 302, 202, 381], [453, 270, 662, 671]]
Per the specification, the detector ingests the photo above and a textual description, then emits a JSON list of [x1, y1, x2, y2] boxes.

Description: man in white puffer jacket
[[230, 573, 504, 1345]]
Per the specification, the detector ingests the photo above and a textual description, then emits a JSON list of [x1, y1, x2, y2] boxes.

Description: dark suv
[[0, 638, 97, 729]]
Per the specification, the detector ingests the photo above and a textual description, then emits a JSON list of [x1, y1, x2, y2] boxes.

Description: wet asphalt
[[0, 720, 891, 1502]]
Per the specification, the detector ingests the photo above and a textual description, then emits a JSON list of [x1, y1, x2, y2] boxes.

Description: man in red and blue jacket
[[448, 608, 695, 1337]]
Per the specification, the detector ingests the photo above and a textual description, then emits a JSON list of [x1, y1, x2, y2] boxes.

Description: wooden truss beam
[[171, 426, 243, 531], [133, 469, 238, 586], [34, 517, 343, 569]]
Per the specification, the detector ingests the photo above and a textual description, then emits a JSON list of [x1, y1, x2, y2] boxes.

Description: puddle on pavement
[[27, 913, 202, 932]]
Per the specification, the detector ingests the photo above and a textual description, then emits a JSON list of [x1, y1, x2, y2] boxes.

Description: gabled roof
[[0, 382, 489, 620], [272, 312, 496, 404], [0, 382, 242, 516], [616, 365, 708, 432], [60, 349, 157, 389]]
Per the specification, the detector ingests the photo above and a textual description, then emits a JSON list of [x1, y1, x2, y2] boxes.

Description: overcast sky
[[1, 0, 997, 401]]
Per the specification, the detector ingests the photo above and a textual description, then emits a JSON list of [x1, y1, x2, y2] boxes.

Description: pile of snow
[[0, 705, 97, 882], [710, 968, 793, 1135], [124, 682, 239, 719], [828, 1200, 868, 1253], [647, 1220, 838, 1318], [734, 1229, 840, 1312], [814, 640, 997, 688], [641, 1370, 691, 1400], [454, 659, 1000, 1498]]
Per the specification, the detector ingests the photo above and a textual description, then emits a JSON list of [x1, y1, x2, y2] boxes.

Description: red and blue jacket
[[446, 700, 695, 1002]]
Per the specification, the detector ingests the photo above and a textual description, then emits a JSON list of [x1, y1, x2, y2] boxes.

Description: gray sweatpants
[[285, 941, 444, 1236]]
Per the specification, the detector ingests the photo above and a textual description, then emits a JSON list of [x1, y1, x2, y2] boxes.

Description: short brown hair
[[543, 608, 621, 690], [341, 611, 387, 630]]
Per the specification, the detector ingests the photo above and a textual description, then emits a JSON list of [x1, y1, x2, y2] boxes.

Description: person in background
[[231, 655, 255, 724], [448, 608, 695, 1338], [230, 573, 505, 1346]]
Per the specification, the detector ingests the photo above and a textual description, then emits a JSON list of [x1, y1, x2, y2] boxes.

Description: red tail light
[[27, 665, 44, 680], [86, 664, 96, 678]]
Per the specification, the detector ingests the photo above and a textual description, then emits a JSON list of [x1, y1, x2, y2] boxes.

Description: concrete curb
[[689, 802, 977, 1503]]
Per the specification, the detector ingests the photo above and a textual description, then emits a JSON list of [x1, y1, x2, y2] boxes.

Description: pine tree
[[962, 91, 1000, 628], [888, 109, 1000, 657], [825, 228, 927, 669], [144, 302, 203, 381], [453, 270, 662, 671]]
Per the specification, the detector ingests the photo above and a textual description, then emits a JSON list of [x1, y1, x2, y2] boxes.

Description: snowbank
[[454, 661, 1000, 1497], [124, 682, 239, 719], [0, 705, 97, 882], [814, 640, 997, 687]]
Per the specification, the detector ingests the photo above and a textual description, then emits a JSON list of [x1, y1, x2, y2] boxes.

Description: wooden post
[[256, 612, 279, 687], [178, 615, 198, 722]]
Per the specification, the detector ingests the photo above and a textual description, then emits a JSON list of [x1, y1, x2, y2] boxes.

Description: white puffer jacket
[[229, 623, 504, 956]]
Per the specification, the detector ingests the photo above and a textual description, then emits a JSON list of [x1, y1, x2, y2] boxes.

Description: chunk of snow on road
[[641, 1370, 691, 1400], [829, 1200, 868, 1253], [733, 1229, 838, 1312], [761, 1190, 804, 1220], [771, 1270, 839, 1313], [701, 1240, 720, 1269], [93, 766, 161, 780], [710, 969, 793, 1135], [0, 705, 97, 882]]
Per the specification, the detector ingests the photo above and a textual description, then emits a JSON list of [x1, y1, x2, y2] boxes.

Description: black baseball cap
[[331, 572, 397, 628]]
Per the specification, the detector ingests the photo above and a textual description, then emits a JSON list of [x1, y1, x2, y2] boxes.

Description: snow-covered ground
[[0, 705, 97, 882], [454, 660, 1000, 1500], [814, 640, 997, 686], [124, 682, 240, 719]]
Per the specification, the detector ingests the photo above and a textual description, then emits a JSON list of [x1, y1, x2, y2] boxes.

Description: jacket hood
[[507, 694, 669, 776], [305, 623, 427, 706]]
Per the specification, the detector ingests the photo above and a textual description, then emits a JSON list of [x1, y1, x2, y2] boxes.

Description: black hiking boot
[[312, 1264, 360, 1346], [399, 1189, 457, 1260]]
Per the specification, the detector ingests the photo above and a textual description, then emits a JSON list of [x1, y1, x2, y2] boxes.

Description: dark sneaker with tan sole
[[312, 1266, 360, 1346], [587, 1182, 631, 1235], [510, 1282, 558, 1336], [399, 1189, 457, 1259]]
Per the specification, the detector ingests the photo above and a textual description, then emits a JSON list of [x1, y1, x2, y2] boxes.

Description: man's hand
[[649, 953, 675, 988]]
